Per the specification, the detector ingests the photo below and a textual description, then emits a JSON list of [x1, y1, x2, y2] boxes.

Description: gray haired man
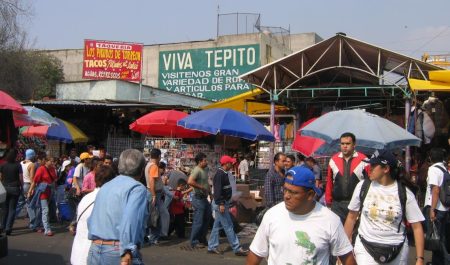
[[88, 149, 149, 265]]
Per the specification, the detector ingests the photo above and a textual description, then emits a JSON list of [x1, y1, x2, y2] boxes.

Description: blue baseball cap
[[285, 166, 321, 195], [25, 149, 36, 160]]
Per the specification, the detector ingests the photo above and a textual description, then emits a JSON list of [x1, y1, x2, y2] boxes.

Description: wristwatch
[[416, 256, 424, 260]]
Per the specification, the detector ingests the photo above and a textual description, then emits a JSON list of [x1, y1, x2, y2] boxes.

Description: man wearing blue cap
[[247, 166, 356, 265], [16, 149, 39, 230]]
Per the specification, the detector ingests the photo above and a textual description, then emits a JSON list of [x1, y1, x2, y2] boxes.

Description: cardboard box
[[236, 184, 250, 197], [236, 203, 255, 223]]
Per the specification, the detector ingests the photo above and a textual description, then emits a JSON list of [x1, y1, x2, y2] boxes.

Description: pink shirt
[[82, 171, 96, 192]]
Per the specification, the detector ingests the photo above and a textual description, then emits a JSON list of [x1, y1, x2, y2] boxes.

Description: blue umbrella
[[300, 109, 421, 151], [178, 108, 275, 142]]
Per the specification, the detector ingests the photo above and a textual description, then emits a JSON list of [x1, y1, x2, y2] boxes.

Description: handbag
[[0, 181, 6, 203], [359, 235, 405, 264], [69, 201, 94, 235], [424, 221, 441, 251]]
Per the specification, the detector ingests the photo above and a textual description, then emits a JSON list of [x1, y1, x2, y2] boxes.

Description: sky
[[26, 0, 450, 60]]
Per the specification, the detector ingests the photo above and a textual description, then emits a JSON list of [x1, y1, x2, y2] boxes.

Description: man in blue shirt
[[87, 149, 149, 265]]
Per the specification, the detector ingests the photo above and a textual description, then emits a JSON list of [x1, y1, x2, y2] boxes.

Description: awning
[[408, 70, 450, 92], [201, 88, 288, 114]]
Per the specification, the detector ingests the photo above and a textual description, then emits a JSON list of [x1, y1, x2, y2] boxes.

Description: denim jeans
[[424, 206, 448, 265], [208, 201, 240, 252], [19, 183, 40, 229], [40, 199, 51, 234], [331, 200, 350, 224], [190, 196, 211, 246], [88, 243, 144, 265], [148, 192, 163, 243], [160, 187, 173, 237], [2, 192, 19, 231]]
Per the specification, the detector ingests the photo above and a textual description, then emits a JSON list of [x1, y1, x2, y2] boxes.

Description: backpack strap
[[434, 165, 447, 175], [397, 180, 407, 234], [358, 179, 407, 234], [358, 179, 371, 214]]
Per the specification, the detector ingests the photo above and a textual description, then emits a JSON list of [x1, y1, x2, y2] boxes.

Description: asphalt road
[[1, 218, 432, 265]]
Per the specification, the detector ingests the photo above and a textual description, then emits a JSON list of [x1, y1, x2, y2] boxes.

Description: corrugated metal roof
[[27, 99, 194, 109]]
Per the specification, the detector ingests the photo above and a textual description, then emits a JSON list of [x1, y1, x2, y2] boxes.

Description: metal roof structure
[[240, 33, 443, 108], [27, 99, 196, 110]]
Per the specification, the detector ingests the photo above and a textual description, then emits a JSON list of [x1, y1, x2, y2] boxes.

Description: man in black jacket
[[207, 155, 248, 256]]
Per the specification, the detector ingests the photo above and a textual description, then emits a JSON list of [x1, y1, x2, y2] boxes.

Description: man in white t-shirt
[[247, 166, 355, 265], [72, 152, 92, 196], [424, 148, 449, 265]]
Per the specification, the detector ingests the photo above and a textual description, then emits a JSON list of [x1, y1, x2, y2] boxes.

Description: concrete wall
[[48, 32, 320, 86], [290, 32, 323, 52], [56, 80, 118, 100]]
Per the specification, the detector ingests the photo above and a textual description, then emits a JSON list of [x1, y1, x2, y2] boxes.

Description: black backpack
[[359, 179, 407, 233], [433, 165, 450, 207]]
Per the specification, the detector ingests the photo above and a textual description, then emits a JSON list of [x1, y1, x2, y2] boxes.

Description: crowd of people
[[255, 132, 449, 265], [0, 131, 449, 264]]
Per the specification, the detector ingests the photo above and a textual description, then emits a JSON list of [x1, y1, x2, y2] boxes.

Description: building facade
[[48, 32, 322, 101]]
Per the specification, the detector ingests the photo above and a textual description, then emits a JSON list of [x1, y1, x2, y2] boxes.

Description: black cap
[[365, 149, 399, 168]]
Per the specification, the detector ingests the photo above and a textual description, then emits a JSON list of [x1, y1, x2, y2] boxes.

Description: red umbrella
[[292, 118, 326, 157], [129, 110, 207, 138], [0, 90, 26, 114]]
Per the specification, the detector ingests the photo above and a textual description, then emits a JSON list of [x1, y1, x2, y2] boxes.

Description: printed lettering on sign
[[83, 39, 143, 81], [158, 44, 260, 101]]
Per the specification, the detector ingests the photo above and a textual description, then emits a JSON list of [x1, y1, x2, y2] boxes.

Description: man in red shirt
[[325, 132, 369, 224]]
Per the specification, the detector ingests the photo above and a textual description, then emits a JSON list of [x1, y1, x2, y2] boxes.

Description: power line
[[410, 26, 449, 55]]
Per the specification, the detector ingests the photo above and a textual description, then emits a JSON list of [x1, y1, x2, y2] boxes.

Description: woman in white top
[[70, 165, 115, 265], [344, 149, 425, 265]]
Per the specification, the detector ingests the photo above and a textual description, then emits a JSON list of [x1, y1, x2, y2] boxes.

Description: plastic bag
[[149, 205, 160, 229]]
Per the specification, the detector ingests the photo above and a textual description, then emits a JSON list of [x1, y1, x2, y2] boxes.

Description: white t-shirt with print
[[250, 202, 353, 265], [348, 180, 424, 245], [424, 162, 450, 211]]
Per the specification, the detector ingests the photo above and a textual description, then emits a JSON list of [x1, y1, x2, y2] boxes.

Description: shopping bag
[[424, 221, 440, 251], [0, 182, 6, 203], [149, 205, 160, 229]]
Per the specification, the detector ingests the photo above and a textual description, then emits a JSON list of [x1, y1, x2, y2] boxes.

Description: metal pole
[[269, 91, 275, 170], [216, 5, 219, 38], [405, 98, 411, 172], [138, 46, 144, 102], [139, 79, 142, 102]]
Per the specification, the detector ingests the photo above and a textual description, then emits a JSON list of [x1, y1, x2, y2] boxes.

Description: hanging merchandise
[[422, 96, 449, 136], [415, 108, 435, 145], [143, 137, 224, 172]]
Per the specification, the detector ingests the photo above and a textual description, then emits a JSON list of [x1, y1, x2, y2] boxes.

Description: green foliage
[[0, 0, 64, 100], [31, 52, 65, 100]]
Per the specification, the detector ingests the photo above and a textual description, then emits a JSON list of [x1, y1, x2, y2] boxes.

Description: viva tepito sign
[[158, 44, 260, 101]]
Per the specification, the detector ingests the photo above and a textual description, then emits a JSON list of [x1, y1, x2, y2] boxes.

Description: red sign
[[82, 39, 143, 81]]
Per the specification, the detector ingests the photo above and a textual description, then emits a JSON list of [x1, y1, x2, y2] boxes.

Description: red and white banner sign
[[82, 39, 143, 81]]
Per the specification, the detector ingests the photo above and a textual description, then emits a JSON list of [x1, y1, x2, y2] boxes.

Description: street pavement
[[1, 218, 431, 265]]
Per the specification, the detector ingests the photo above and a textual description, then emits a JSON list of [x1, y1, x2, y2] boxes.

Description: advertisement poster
[[159, 44, 260, 101], [83, 39, 143, 81]]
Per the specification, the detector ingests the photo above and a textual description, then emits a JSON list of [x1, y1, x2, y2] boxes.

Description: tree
[[31, 52, 65, 100], [0, 0, 64, 100]]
